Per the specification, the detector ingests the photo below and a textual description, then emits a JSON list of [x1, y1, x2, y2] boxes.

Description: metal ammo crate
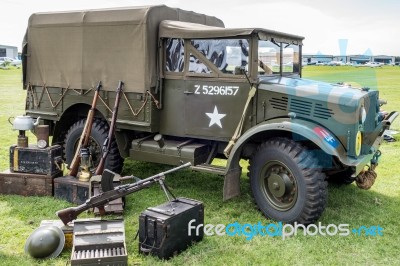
[[71, 218, 127, 265]]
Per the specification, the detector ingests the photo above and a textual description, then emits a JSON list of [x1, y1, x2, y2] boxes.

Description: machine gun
[[56, 162, 191, 225]]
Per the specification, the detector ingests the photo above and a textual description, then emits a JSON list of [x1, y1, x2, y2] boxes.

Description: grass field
[[0, 66, 399, 265]]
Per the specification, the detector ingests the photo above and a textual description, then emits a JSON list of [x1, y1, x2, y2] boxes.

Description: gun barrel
[[117, 162, 191, 189], [148, 162, 191, 179], [160, 162, 192, 175]]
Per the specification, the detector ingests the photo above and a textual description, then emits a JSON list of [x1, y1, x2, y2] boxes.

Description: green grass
[[0, 66, 399, 265]]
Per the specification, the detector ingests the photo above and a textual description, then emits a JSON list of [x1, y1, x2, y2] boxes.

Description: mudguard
[[226, 119, 344, 171]]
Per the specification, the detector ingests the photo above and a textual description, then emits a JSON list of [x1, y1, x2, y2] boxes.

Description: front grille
[[289, 99, 312, 116], [269, 97, 334, 120], [314, 103, 334, 119], [270, 97, 288, 111]]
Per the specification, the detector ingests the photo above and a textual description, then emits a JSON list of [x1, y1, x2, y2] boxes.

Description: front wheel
[[249, 138, 327, 225]]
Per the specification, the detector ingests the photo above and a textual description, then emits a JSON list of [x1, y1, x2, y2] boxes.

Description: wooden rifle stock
[[95, 81, 124, 175], [68, 81, 102, 177], [57, 162, 191, 225]]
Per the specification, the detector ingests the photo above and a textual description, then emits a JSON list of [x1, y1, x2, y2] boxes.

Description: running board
[[191, 164, 226, 175]]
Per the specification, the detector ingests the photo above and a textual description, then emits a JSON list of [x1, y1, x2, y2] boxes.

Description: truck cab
[[158, 21, 302, 141]]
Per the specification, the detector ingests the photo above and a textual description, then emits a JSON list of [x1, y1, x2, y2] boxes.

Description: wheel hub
[[261, 162, 297, 211], [267, 172, 293, 198]]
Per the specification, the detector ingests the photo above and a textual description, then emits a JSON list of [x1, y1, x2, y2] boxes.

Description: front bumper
[[339, 111, 398, 176], [381, 111, 399, 131]]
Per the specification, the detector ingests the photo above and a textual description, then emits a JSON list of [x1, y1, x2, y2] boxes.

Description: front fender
[[226, 119, 345, 171]]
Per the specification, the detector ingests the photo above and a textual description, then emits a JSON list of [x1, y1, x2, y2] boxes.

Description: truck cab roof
[[159, 20, 303, 45]]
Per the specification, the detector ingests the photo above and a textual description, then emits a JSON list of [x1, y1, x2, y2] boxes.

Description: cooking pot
[[8, 115, 40, 131]]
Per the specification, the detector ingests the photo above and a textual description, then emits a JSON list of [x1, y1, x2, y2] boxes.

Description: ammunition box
[[139, 197, 204, 259], [71, 219, 127, 266], [54, 176, 89, 204], [9, 144, 63, 176], [0, 169, 60, 196]]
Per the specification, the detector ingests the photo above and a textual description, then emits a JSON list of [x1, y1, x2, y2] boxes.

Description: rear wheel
[[249, 138, 327, 225], [64, 119, 123, 174]]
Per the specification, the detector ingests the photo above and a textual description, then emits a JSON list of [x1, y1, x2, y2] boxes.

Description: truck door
[[183, 39, 250, 139]]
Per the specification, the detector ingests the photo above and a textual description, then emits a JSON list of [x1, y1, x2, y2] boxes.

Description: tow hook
[[355, 151, 381, 190]]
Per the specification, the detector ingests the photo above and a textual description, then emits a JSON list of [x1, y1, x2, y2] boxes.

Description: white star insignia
[[206, 106, 226, 128]]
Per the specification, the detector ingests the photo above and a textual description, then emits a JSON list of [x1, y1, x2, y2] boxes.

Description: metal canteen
[[8, 115, 40, 130]]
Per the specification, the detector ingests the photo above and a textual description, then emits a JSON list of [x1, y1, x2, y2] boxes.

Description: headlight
[[360, 106, 367, 124], [355, 131, 362, 156]]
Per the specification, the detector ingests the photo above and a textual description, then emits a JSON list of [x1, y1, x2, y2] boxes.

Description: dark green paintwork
[[160, 79, 249, 140]]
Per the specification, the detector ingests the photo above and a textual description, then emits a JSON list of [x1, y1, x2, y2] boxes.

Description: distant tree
[[0, 60, 11, 69]]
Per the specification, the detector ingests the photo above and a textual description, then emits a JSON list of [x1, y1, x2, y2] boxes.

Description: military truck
[[22, 5, 398, 224]]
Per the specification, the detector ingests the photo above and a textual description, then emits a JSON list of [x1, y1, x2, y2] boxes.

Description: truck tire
[[64, 119, 123, 174], [248, 138, 327, 225]]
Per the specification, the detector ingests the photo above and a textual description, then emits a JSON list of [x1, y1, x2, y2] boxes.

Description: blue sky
[[1, 0, 399, 55]]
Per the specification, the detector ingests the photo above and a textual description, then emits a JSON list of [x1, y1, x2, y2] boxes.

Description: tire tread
[[249, 137, 327, 225]]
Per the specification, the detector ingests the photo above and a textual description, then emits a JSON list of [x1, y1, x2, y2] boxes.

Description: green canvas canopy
[[159, 20, 304, 44], [23, 5, 224, 92]]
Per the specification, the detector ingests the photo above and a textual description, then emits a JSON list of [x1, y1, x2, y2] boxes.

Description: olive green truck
[[22, 5, 398, 224]]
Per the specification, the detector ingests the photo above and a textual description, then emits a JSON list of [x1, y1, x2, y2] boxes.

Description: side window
[[189, 54, 211, 73], [190, 39, 249, 74], [258, 40, 280, 74], [282, 44, 300, 73], [258, 40, 300, 75], [165, 38, 184, 72]]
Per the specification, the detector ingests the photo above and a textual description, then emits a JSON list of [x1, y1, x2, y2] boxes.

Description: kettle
[[8, 115, 41, 131]]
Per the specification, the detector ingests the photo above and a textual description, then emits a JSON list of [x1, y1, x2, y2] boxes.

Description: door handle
[[183, 91, 194, 94]]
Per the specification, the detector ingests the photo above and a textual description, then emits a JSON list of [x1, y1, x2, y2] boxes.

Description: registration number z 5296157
[[194, 85, 239, 96]]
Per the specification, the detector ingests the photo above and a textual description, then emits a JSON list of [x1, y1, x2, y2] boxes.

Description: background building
[[0, 45, 18, 59], [371, 55, 395, 64], [303, 53, 396, 65], [303, 54, 333, 65], [345, 55, 372, 64]]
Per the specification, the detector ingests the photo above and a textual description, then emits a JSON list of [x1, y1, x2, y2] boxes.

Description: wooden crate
[[0, 169, 60, 196], [54, 176, 89, 204]]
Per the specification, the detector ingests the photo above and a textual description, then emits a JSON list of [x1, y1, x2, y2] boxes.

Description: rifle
[[69, 81, 102, 177], [57, 162, 191, 225], [95, 81, 124, 175]]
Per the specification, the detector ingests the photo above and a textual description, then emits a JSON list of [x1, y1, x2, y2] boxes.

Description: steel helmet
[[24, 226, 65, 259]]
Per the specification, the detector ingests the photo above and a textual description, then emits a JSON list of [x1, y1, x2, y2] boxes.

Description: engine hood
[[257, 76, 370, 108]]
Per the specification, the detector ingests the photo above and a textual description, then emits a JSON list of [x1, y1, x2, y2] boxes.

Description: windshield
[[258, 40, 300, 76]]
